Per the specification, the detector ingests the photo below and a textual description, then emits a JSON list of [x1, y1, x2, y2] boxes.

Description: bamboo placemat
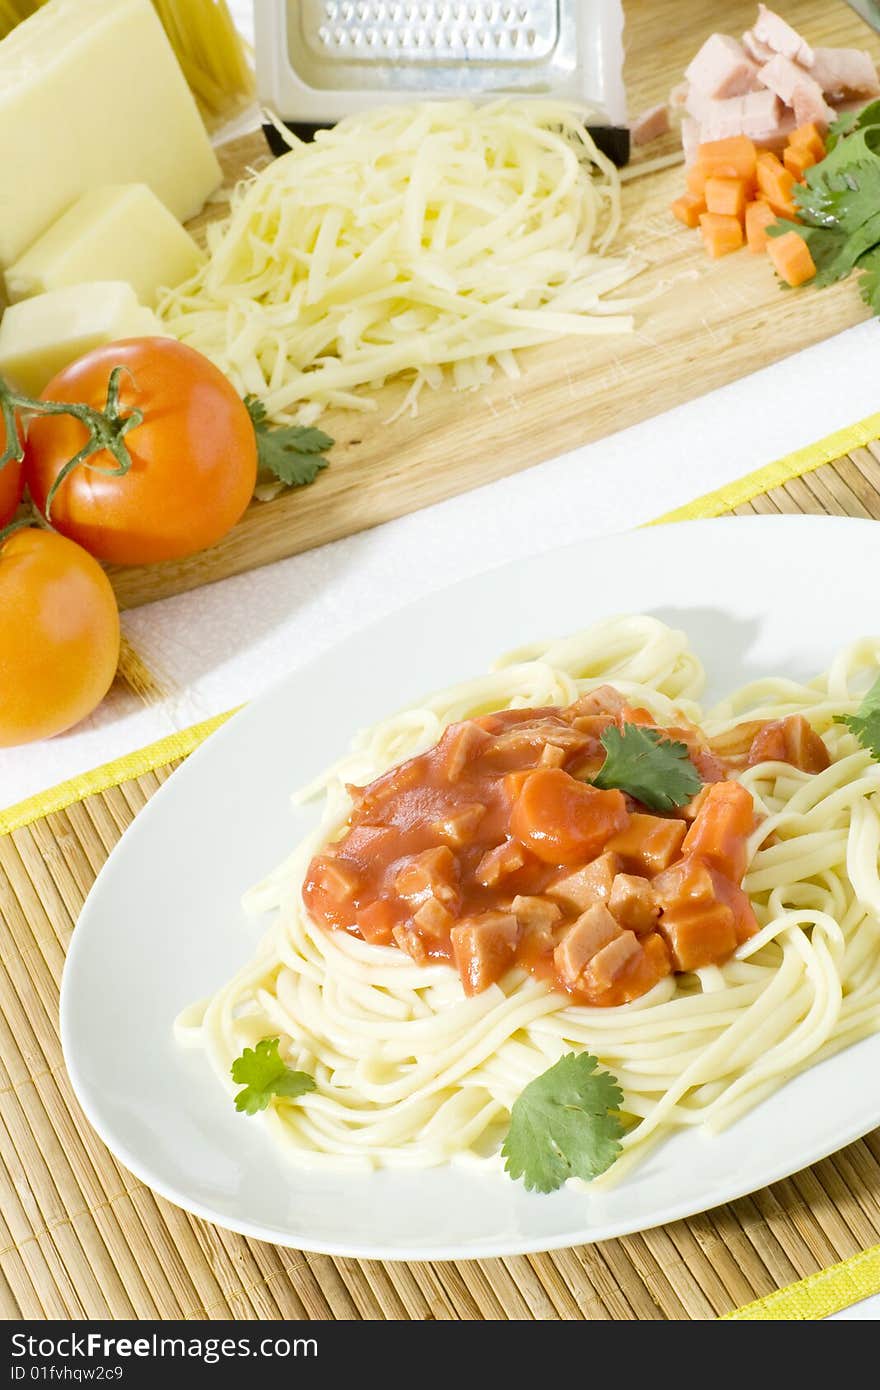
[[3, 444, 880, 1320]]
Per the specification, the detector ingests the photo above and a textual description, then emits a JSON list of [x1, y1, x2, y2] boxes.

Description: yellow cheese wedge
[[5, 184, 206, 308], [0, 282, 168, 397], [0, 0, 222, 269]]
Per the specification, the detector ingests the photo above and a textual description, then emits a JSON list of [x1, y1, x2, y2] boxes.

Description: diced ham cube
[[751, 5, 814, 67], [742, 29, 775, 66], [739, 88, 784, 137], [793, 90, 836, 130], [553, 903, 621, 990], [451, 911, 519, 994], [356, 899, 397, 945], [547, 851, 621, 911], [475, 838, 526, 888], [539, 742, 567, 768], [608, 873, 661, 933], [631, 102, 670, 146], [659, 902, 738, 972], [432, 802, 486, 848], [394, 846, 460, 910], [585, 931, 642, 991], [413, 898, 455, 937], [393, 922, 434, 964], [511, 894, 561, 948], [809, 47, 880, 100], [607, 814, 686, 875], [686, 34, 761, 99], [652, 854, 716, 910], [758, 54, 836, 128], [685, 91, 747, 142], [748, 112, 798, 151], [311, 855, 360, 901], [442, 721, 491, 782], [681, 116, 702, 167]]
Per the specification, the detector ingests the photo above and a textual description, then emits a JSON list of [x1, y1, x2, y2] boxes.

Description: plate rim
[[60, 513, 880, 1260]]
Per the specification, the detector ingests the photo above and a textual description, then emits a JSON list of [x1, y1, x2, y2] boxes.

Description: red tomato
[[25, 338, 257, 565], [510, 768, 628, 864], [0, 410, 24, 528], [0, 529, 120, 747]]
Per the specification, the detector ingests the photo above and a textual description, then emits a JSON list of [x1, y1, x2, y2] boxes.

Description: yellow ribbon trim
[[0, 709, 237, 838], [724, 1243, 880, 1320], [1, 411, 880, 1320], [651, 411, 880, 525]]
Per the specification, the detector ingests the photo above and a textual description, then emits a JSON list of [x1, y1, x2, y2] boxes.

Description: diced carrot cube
[[767, 229, 816, 287], [687, 163, 708, 197], [783, 144, 816, 181], [694, 135, 758, 186], [756, 151, 798, 218], [704, 176, 748, 220], [745, 199, 778, 253], [788, 122, 825, 162], [711, 875, 760, 946], [699, 212, 744, 258], [671, 192, 706, 229], [682, 781, 755, 881]]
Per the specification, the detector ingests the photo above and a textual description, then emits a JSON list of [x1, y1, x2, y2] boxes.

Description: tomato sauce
[[303, 691, 823, 1006]]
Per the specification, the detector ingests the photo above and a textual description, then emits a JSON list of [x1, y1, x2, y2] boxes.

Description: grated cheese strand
[[158, 99, 645, 426]]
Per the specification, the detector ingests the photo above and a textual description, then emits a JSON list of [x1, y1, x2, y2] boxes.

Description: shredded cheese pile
[[159, 100, 643, 425]]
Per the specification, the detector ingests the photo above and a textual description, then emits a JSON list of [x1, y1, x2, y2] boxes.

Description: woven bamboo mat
[[3, 446, 880, 1320]]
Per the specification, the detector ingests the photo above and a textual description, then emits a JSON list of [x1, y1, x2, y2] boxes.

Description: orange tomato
[[24, 338, 257, 565], [0, 528, 120, 747], [0, 411, 24, 529]]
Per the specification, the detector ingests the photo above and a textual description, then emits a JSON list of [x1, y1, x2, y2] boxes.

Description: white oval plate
[[62, 515, 880, 1260]]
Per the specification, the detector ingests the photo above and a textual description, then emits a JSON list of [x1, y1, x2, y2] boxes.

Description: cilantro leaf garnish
[[834, 673, 880, 761], [231, 1037, 316, 1115], [858, 244, 880, 316], [502, 1053, 624, 1192], [245, 395, 332, 487], [592, 722, 701, 811]]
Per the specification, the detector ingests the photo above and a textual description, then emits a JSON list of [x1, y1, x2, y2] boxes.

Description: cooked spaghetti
[[178, 616, 880, 1183]]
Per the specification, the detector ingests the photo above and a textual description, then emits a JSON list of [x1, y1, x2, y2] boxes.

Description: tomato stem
[[0, 370, 144, 520], [0, 515, 40, 546]]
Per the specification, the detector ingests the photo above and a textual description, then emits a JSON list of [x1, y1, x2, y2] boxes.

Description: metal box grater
[[255, 2, 627, 152]]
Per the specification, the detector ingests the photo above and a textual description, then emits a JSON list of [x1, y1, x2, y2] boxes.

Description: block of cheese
[[0, 282, 167, 397], [0, 0, 222, 269], [5, 184, 206, 307]]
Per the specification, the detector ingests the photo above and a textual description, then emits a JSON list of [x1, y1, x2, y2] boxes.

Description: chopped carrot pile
[[670, 127, 823, 288]]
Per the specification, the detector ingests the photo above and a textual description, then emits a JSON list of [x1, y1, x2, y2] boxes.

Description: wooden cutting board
[[108, 0, 880, 611]]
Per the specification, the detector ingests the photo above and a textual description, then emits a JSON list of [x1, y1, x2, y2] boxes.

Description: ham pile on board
[[673, 4, 880, 163]]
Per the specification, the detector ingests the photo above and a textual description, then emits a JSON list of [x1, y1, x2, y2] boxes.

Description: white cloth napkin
[[2, 317, 877, 809]]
